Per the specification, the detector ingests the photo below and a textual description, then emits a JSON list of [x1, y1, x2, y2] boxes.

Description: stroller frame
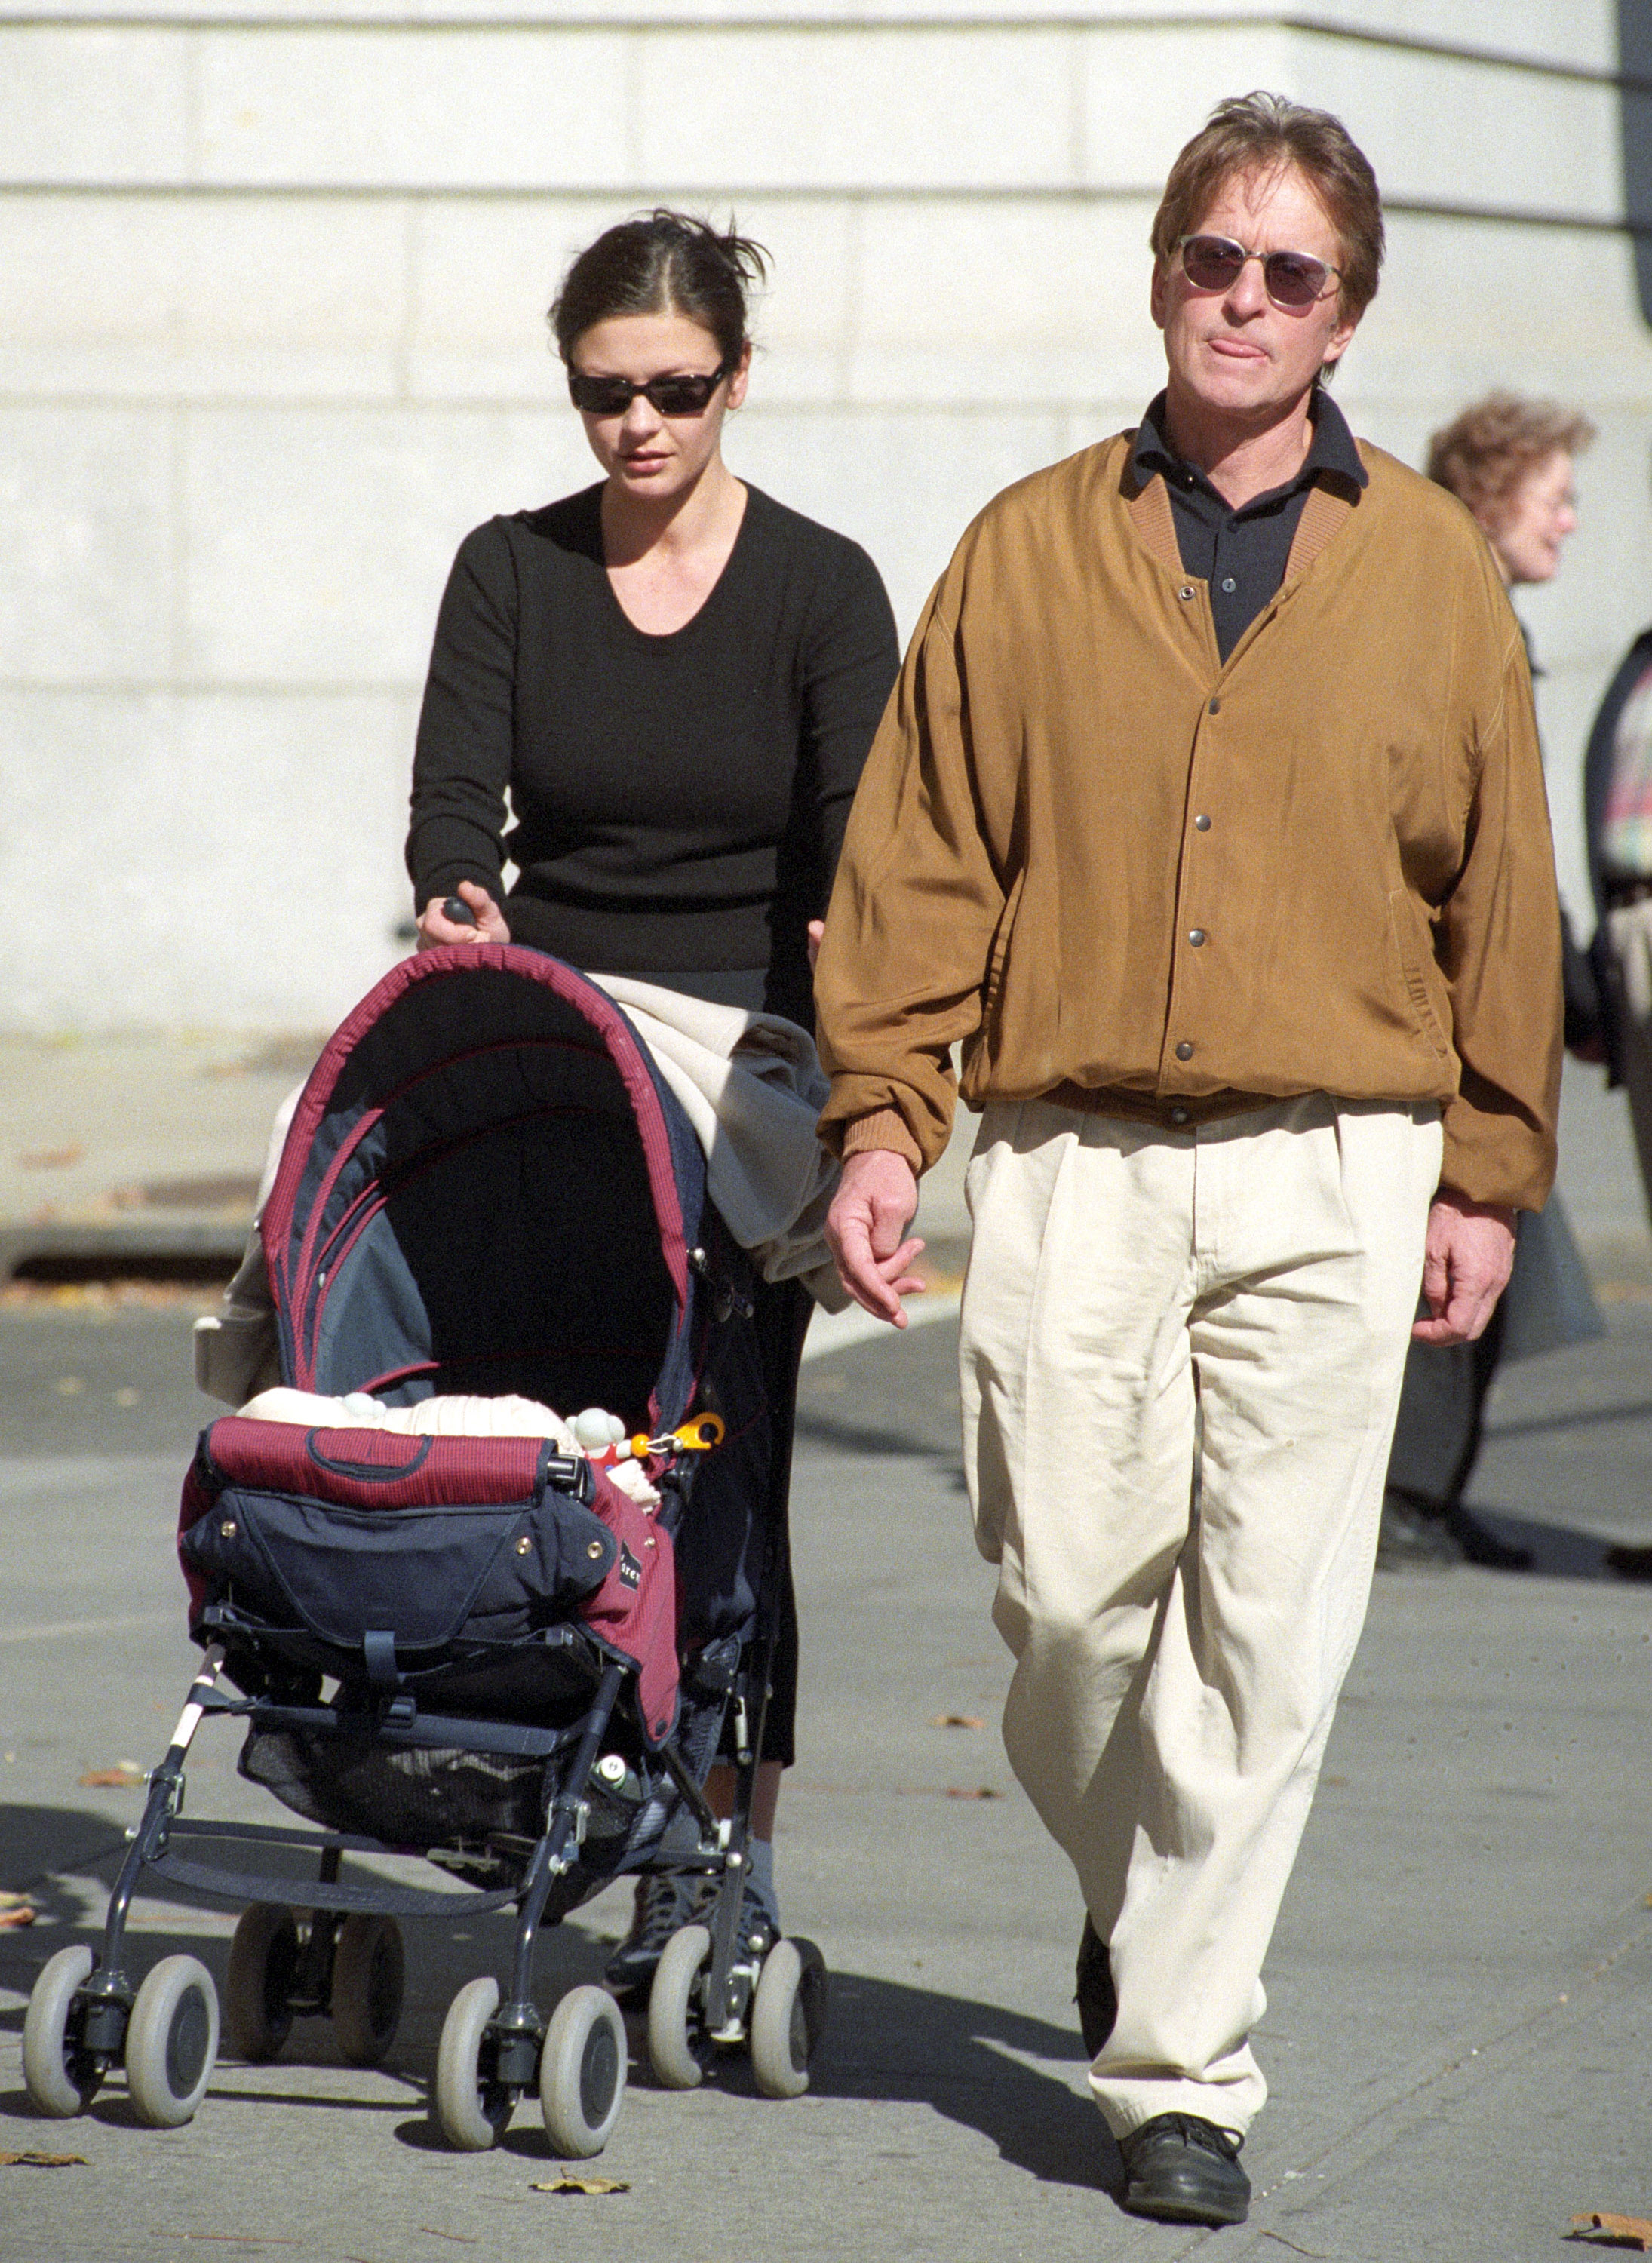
[[24, 947, 824, 2148]]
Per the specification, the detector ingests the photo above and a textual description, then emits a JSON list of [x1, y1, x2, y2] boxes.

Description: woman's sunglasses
[[1175, 234, 1340, 310], [567, 361, 732, 419]]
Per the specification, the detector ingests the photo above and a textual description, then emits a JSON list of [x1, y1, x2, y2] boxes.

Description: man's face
[[1150, 162, 1359, 427]]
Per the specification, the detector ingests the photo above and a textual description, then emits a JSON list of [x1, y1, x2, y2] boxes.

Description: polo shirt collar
[[1132, 388, 1368, 510]]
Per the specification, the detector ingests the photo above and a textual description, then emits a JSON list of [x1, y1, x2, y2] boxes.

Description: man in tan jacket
[[815, 94, 1561, 2228]]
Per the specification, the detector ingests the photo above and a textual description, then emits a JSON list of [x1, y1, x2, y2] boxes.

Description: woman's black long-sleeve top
[[407, 481, 899, 1029]]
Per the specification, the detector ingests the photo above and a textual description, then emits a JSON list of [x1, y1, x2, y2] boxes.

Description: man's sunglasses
[[1175, 234, 1340, 310], [567, 361, 732, 419]]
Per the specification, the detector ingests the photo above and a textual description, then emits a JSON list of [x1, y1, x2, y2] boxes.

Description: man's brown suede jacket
[[815, 431, 1562, 1212]]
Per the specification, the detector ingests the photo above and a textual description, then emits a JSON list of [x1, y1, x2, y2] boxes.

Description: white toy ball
[[572, 1406, 626, 1450]]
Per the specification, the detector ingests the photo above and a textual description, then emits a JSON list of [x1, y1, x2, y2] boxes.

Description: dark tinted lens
[[568, 372, 635, 415], [1180, 235, 1245, 290], [1261, 251, 1329, 307], [645, 372, 722, 415]]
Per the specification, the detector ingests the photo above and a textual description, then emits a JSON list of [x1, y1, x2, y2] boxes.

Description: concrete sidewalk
[[2, 1303, 1649, 2263]]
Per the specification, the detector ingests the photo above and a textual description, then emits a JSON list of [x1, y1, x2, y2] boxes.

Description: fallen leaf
[[530, 2176, 630, 2197], [78, 1762, 145, 1788], [18, 1144, 83, 1170], [1571, 2214, 1652, 2251], [0, 2151, 88, 2168], [944, 1785, 1003, 1801], [0, 1900, 35, 1929], [929, 1713, 985, 1730]]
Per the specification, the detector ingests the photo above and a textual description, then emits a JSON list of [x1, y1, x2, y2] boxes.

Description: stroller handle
[[441, 895, 479, 927]]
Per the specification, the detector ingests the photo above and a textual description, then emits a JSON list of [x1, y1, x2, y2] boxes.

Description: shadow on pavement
[[1460, 1509, 1652, 1580], [384, 1970, 1115, 2193], [809, 1969, 1115, 2194], [0, 1804, 128, 1899]]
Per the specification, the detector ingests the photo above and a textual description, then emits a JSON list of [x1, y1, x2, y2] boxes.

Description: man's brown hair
[[1426, 392, 1595, 532], [1150, 91, 1385, 327]]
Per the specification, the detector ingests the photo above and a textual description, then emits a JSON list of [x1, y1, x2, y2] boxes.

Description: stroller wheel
[[432, 1976, 514, 2150], [125, 1955, 220, 2128], [224, 1904, 299, 2062], [749, 1936, 828, 2099], [23, 1945, 102, 2117], [646, 1923, 713, 2091], [331, 1914, 404, 2068], [539, 1985, 627, 2158]]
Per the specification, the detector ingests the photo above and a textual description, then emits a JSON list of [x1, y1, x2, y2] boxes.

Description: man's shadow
[[806, 1967, 1120, 2193]]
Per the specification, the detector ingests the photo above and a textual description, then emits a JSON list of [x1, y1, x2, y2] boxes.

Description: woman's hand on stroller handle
[[825, 1148, 925, 1327], [415, 882, 511, 952]]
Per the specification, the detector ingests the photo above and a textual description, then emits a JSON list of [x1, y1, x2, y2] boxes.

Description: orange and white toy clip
[[571, 1407, 726, 1467]]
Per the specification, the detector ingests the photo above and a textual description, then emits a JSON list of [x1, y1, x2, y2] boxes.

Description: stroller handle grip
[[441, 895, 479, 927]]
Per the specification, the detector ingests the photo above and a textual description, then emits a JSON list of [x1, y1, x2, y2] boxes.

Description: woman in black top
[[407, 211, 898, 1984]]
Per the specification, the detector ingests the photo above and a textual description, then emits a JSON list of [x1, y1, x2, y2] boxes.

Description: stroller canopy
[[260, 947, 708, 1431]]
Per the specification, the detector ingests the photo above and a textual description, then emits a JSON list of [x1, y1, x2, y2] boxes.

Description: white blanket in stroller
[[235, 1387, 662, 1506]]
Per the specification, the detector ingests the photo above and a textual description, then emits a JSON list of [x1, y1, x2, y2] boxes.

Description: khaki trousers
[[960, 1093, 1442, 2136]]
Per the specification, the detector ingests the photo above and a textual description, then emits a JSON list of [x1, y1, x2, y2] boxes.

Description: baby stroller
[[23, 944, 827, 2151]]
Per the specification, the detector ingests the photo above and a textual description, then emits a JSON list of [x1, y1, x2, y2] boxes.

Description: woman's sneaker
[[603, 1872, 711, 1997], [603, 1867, 781, 1997]]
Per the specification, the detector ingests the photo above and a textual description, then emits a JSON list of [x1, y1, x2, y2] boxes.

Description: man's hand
[[1411, 1190, 1517, 1345], [806, 918, 825, 971], [415, 881, 511, 951], [825, 1148, 926, 1326]]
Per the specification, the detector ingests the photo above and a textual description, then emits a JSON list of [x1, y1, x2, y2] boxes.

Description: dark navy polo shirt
[[1132, 388, 1368, 662]]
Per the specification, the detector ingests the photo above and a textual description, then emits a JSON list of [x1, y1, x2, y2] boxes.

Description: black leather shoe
[[1074, 1916, 1116, 2056], [1118, 2112, 1250, 2226]]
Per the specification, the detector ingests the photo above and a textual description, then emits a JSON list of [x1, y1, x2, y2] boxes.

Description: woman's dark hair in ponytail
[[550, 210, 769, 367]]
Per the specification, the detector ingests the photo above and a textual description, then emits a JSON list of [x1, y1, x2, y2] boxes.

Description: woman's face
[[570, 312, 749, 502], [1489, 449, 1577, 586]]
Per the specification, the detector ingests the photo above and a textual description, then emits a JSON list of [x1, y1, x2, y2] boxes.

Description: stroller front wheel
[[539, 1985, 627, 2157], [749, 1936, 828, 2099], [125, 1954, 220, 2128], [431, 1976, 514, 2150], [23, 1945, 102, 2117], [646, 1923, 713, 2090]]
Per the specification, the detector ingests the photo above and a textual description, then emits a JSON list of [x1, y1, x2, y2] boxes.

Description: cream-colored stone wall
[[2, 1, 1646, 1027]]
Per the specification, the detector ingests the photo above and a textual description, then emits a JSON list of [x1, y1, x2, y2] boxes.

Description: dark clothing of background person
[[1583, 623, 1652, 1087], [407, 480, 900, 1758], [407, 482, 898, 1031]]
